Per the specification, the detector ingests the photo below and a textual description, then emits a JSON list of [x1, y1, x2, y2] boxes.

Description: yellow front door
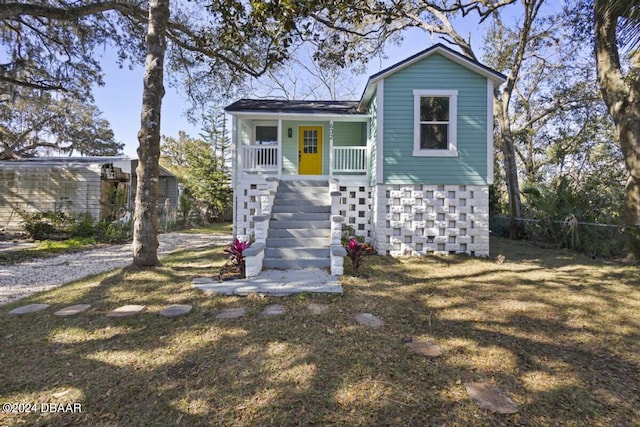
[[298, 126, 323, 175]]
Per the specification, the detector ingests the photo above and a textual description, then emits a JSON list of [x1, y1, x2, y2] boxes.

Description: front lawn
[[0, 237, 638, 425]]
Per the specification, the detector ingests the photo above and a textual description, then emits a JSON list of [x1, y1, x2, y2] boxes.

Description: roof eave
[[225, 110, 370, 120]]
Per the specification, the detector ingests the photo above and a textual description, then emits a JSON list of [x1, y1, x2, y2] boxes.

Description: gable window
[[413, 90, 458, 157]]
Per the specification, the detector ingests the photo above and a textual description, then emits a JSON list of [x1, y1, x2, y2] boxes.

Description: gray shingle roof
[[224, 99, 361, 114]]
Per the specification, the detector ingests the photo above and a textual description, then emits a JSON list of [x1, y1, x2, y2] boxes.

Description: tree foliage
[[0, 1, 145, 95], [161, 131, 231, 222], [0, 89, 123, 159], [0, 1, 141, 158]]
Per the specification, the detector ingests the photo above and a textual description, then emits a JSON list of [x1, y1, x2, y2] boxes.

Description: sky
[[92, 14, 496, 158]]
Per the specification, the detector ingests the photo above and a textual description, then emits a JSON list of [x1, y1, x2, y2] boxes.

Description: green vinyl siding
[[383, 53, 488, 185], [332, 122, 366, 147], [281, 120, 298, 175]]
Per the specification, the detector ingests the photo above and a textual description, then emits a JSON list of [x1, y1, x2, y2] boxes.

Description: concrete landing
[[193, 268, 343, 296]]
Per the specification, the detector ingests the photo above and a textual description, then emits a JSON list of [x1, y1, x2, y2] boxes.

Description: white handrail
[[332, 146, 367, 173], [242, 146, 279, 171]]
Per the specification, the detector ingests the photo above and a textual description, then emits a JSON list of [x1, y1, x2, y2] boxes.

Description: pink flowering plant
[[224, 237, 251, 276], [345, 238, 369, 274]]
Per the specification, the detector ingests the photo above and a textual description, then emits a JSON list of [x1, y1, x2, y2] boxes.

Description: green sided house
[[225, 43, 506, 276]]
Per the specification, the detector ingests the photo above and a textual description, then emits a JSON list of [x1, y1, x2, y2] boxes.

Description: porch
[[227, 99, 371, 179], [240, 144, 368, 176]]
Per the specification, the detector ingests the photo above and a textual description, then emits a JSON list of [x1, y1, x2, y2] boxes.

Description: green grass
[[0, 236, 638, 426], [180, 222, 233, 235], [0, 237, 102, 265], [35, 237, 97, 250]]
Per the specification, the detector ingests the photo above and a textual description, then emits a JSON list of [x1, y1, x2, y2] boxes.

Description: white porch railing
[[242, 146, 279, 172], [241, 145, 368, 174], [332, 146, 367, 173]]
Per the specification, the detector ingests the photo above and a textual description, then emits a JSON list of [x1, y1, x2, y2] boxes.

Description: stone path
[[192, 268, 343, 296], [215, 307, 246, 319], [354, 312, 384, 328], [7, 303, 50, 315], [54, 304, 91, 317], [107, 305, 146, 318], [465, 383, 519, 414], [261, 304, 286, 316], [160, 304, 192, 318], [405, 338, 443, 357]]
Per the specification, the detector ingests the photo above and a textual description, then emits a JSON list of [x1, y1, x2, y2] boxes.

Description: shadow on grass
[[1, 236, 639, 425]]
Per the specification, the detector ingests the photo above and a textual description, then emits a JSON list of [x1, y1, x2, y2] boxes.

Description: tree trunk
[[132, 0, 169, 267], [594, 0, 640, 258], [495, 92, 525, 240], [501, 131, 524, 239]]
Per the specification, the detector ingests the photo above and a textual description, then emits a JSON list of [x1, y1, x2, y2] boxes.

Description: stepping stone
[[193, 282, 238, 296], [405, 339, 443, 357], [107, 305, 146, 318], [215, 308, 245, 319], [355, 313, 383, 328], [465, 382, 519, 414], [192, 277, 216, 285], [307, 303, 329, 314], [159, 304, 192, 318], [261, 304, 285, 316], [8, 303, 50, 315], [54, 304, 92, 317]]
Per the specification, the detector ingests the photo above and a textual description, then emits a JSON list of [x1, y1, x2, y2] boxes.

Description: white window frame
[[413, 89, 458, 157]]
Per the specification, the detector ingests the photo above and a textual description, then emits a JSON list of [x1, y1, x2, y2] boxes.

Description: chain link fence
[[490, 215, 629, 258]]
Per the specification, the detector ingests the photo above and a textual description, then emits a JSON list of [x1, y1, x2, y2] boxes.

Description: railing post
[[266, 176, 279, 195], [330, 215, 346, 276], [330, 187, 341, 217], [253, 214, 268, 245], [329, 178, 339, 193], [330, 148, 334, 176], [262, 177, 279, 216]]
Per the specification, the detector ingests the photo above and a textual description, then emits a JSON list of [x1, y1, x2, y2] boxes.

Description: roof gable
[[359, 43, 506, 110], [224, 44, 506, 116]]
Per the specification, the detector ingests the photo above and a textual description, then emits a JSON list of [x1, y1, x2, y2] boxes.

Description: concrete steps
[[267, 228, 329, 238], [270, 212, 328, 221], [265, 237, 329, 247], [265, 180, 331, 270], [271, 205, 330, 213]]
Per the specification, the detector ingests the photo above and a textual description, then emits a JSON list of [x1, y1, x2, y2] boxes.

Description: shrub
[[15, 206, 132, 244], [70, 215, 96, 238], [18, 209, 74, 240], [94, 221, 131, 244]]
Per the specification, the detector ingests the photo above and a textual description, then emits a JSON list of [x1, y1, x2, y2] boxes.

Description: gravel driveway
[[0, 232, 230, 306]]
